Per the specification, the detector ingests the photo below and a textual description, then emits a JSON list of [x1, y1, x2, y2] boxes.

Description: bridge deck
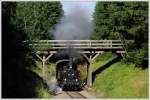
[[26, 40, 125, 52]]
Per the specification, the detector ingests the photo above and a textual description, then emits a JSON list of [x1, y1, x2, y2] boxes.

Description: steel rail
[[65, 91, 87, 99]]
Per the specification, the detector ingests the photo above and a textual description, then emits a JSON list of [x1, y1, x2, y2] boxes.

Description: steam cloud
[[53, 7, 93, 40]]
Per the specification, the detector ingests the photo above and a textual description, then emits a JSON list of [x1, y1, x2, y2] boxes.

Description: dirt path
[[52, 90, 96, 99], [46, 78, 97, 99]]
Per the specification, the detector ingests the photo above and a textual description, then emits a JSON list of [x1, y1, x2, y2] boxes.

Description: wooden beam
[[42, 55, 46, 80], [82, 53, 94, 88], [82, 54, 90, 64], [30, 39, 123, 42], [92, 53, 100, 61], [87, 54, 92, 88], [35, 53, 42, 61], [35, 53, 53, 80], [48, 51, 105, 54], [45, 53, 53, 61], [120, 53, 124, 58], [28, 39, 127, 51], [116, 50, 125, 53]]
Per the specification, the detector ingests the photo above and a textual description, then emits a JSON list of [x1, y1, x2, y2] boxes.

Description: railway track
[[65, 91, 87, 99]]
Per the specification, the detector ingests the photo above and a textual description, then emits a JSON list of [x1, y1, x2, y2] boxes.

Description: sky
[[61, 1, 96, 20]]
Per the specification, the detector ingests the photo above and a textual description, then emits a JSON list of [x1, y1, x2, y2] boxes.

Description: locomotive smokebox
[[56, 58, 81, 91]]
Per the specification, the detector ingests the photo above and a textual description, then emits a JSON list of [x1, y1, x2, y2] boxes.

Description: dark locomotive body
[[56, 59, 81, 90]]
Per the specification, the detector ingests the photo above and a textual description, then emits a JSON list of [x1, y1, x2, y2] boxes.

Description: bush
[[124, 48, 148, 68]]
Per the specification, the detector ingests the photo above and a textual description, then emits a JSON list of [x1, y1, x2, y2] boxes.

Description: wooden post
[[42, 55, 46, 80], [42, 54, 53, 80], [35, 53, 53, 80], [87, 54, 92, 88], [82, 54, 94, 88], [110, 40, 112, 48]]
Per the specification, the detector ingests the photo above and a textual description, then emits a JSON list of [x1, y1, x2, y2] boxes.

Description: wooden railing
[[24, 40, 125, 51]]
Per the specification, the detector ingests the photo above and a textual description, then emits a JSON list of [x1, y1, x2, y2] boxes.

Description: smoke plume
[[53, 6, 93, 40]]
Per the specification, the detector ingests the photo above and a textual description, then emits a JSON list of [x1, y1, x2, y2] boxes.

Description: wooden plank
[[32, 47, 124, 50], [53, 46, 121, 48], [39, 51, 105, 54], [31, 40, 122, 43], [116, 51, 126, 53], [27, 40, 127, 52], [29, 44, 123, 47]]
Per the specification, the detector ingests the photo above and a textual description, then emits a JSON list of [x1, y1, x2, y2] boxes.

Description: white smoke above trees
[[52, 6, 93, 40]]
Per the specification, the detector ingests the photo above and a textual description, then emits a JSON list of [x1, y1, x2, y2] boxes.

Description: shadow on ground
[[92, 56, 121, 83]]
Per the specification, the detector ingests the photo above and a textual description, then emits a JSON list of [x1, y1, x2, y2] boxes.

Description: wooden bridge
[[24, 40, 126, 88], [27, 40, 125, 53]]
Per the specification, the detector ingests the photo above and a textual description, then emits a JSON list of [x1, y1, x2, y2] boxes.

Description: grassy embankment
[[30, 60, 56, 98], [32, 61, 56, 80], [30, 52, 148, 98], [91, 52, 148, 98]]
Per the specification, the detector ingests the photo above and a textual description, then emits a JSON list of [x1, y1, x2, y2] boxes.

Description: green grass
[[31, 52, 148, 98], [92, 52, 117, 71], [78, 64, 87, 83], [79, 52, 117, 83], [30, 61, 56, 98], [92, 59, 148, 98], [34, 77, 52, 98], [35, 81, 53, 99], [32, 61, 56, 80], [45, 62, 56, 80]]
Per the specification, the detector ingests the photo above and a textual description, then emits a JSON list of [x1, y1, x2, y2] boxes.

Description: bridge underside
[[36, 48, 125, 54]]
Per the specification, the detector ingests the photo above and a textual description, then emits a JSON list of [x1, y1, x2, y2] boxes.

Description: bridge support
[[42, 56, 46, 80], [35, 53, 53, 80], [87, 54, 92, 88], [82, 52, 101, 88]]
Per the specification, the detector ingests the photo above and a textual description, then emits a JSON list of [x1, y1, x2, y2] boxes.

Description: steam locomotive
[[56, 59, 81, 90]]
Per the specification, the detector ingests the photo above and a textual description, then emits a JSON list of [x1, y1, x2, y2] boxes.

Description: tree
[[92, 2, 148, 67], [15, 2, 63, 40], [2, 2, 64, 98]]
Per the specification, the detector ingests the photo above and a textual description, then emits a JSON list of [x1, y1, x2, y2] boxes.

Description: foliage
[[32, 61, 56, 81], [2, 2, 63, 98], [15, 2, 63, 40], [78, 64, 87, 84], [92, 2, 148, 67]]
